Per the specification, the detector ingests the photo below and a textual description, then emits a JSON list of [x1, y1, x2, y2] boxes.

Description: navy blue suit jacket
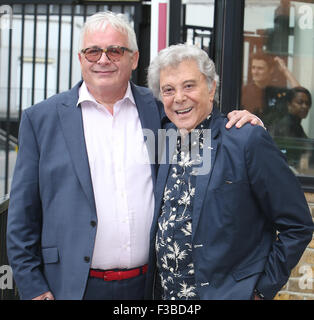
[[145, 107, 314, 300], [6, 81, 163, 299]]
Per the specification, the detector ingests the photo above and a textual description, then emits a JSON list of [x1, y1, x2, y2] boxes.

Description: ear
[[209, 81, 217, 101], [131, 51, 139, 70], [78, 52, 83, 64]]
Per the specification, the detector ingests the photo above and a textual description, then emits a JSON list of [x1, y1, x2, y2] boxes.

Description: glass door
[[242, 0, 314, 177]]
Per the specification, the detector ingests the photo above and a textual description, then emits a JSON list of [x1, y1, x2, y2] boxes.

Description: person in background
[[241, 51, 300, 131], [274, 86, 312, 172], [145, 44, 314, 300], [6, 12, 261, 300], [274, 86, 312, 138]]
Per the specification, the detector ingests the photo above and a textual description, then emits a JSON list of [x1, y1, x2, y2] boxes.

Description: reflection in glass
[[274, 86, 311, 138], [242, 0, 314, 176]]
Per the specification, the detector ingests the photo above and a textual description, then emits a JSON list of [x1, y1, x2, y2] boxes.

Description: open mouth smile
[[175, 107, 192, 115]]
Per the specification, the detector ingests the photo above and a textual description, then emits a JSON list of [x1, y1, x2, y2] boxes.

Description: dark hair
[[287, 87, 312, 107], [250, 51, 275, 69]]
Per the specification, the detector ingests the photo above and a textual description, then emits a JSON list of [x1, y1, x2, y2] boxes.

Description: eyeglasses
[[81, 45, 133, 63]]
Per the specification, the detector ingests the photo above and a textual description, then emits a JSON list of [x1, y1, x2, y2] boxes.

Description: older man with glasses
[[7, 11, 262, 300]]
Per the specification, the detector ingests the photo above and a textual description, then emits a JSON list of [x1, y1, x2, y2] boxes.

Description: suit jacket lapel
[[57, 81, 96, 213], [150, 163, 171, 240], [131, 83, 161, 189], [192, 108, 222, 240], [149, 122, 177, 240]]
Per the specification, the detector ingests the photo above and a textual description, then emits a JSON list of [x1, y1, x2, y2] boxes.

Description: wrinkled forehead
[[80, 21, 130, 49], [160, 60, 207, 89]]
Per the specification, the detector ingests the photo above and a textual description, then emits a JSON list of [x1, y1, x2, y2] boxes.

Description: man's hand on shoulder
[[226, 110, 265, 129]]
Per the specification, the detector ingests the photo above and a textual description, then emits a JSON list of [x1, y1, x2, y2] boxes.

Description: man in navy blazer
[[6, 13, 263, 300], [145, 44, 314, 300], [6, 11, 164, 300]]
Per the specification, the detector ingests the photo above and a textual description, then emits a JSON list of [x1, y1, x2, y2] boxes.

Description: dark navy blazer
[[6, 81, 163, 300], [145, 106, 314, 300]]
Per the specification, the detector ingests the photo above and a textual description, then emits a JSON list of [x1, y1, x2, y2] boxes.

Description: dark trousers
[[83, 273, 146, 300]]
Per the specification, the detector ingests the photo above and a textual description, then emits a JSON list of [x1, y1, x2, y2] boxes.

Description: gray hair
[[147, 44, 219, 101], [79, 11, 138, 52]]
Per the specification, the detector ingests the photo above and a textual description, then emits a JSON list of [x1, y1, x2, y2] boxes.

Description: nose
[[174, 88, 186, 104], [97, 51, 111, 64]]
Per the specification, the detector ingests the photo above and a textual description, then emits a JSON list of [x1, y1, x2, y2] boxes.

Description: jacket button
[[90, 220, 96, 227], [84, 256, 90, 263]]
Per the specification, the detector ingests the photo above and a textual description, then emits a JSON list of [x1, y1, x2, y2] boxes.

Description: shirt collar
[[123, 81, 136, 105], [77, 81, 135, 107], [195, 113, 212, 130]]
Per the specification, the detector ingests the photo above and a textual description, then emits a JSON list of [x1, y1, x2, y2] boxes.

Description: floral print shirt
[[155, 115, 211, 300]]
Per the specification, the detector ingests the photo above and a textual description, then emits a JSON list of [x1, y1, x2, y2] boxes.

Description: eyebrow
[[161, 79, 197, 89], [183, 79, 197, 83]]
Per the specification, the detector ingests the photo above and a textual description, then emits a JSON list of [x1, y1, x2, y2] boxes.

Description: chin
[[178, 125, 193, 132]]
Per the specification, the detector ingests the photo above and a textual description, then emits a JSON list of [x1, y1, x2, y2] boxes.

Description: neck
[[255, 80, 268, 89], [86, 83, 129, 114]]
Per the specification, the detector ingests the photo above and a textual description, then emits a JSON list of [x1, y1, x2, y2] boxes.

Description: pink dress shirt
[[78, 81, 154, 270]]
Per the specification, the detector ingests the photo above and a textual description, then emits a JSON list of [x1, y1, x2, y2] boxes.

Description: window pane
[[242, 0, 314, 176]]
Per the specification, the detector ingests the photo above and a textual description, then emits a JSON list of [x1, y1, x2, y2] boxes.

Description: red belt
[[89, 264, 148, 281]]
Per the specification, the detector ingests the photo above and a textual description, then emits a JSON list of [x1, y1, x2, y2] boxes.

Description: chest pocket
[[200, 180, 251, 233]]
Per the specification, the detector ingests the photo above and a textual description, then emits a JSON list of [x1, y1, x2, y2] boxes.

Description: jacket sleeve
[[6, 110, 50, 300], [245, 126, 314, 299]]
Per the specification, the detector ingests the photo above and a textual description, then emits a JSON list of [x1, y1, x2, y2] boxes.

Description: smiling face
[[251, 59, 272, 88], [160, 59, 216, 131], [78, 24, 139, 101]]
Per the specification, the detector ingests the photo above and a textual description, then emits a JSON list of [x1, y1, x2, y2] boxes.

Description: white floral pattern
[[155, 116, 211, 300]]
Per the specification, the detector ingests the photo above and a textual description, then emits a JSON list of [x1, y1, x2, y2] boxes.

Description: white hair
[[148, 44, 219, 101], [79, 11, 138, 52]]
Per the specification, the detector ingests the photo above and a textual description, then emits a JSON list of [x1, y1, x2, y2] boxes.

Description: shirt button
[[90, 220, 96, 227], [84, 256, 90, 263]]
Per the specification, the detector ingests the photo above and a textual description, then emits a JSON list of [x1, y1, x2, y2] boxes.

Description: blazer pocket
[[232, 257, 267, 281], [42, 247, 59, 264]]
